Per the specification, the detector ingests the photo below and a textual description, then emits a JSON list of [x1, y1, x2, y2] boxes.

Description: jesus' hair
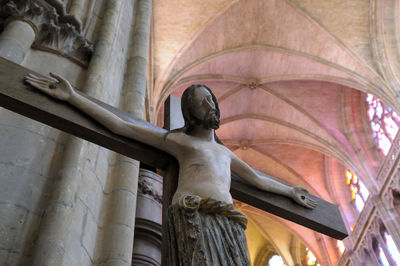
[[165, 84, 223, 145]]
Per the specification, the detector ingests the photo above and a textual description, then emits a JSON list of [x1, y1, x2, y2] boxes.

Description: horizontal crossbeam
[[0, 57, 347, 239]]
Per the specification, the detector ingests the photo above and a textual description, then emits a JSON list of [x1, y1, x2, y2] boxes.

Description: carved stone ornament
[[381, 166, 400, 211], [377, 132, 400, 186], [138, 177, 163, 204], [0, 0, 93, 66], [349, 197, 375, 245], [352, 218, 377, 262]]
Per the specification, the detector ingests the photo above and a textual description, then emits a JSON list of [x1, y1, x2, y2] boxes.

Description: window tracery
[[305, 248, 320, 266], [392, 189, 400, 217], [377, 244, 390, 266], [380, 227, 400, 265], [336, 240, 345, 255], [366, 94, 400, 155], [373, 237, 390, 266], [267, 254, 285, 266], [361, 248, 373, 265], [345, 169, 369, 213]]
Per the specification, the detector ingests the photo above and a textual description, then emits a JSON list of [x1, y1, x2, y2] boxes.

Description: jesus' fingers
[[24, 79, 53, 95], [27, 73, 56, 83], [24, 77, 49, 87], [305, 198, 317, 208]]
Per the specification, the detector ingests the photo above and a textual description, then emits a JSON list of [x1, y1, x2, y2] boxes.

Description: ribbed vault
[[151, 0, 393, 264]]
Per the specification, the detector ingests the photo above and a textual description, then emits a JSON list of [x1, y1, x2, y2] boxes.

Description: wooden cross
[[0, 57, 347, 262]]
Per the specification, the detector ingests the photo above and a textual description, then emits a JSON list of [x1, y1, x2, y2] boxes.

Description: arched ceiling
[[152, 0, 385, 193], [238, 203, 328, 265], [152, 0, 390, 264], [152, 0, 393, 108], [169, 79, 372, 190]]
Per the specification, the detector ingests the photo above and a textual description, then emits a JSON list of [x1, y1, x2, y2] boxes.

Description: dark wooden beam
[[0, 57, 174, 170], [0, 57, 347, 239], [231, 173, 347, 239], [161, 96, 180, 265]]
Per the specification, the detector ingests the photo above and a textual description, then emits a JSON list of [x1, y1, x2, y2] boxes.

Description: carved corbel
[[44, 0, 82, 32], [0, 0, 92, 66], [138, 176, 163, 204]]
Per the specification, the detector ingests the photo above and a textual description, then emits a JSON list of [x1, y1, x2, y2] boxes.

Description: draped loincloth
[[168, 195, 250, 266]]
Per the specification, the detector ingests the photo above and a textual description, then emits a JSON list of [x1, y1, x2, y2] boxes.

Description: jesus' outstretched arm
[[24, 73, 177, 154], [231, 152, 317, 208]]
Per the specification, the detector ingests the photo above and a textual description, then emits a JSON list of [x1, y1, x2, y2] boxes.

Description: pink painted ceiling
[[153, 0, 387, 264], [169, 79, 373, 201], [153, 0, 383, 198]]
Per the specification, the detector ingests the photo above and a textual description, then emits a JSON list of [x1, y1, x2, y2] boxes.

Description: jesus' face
[[191, 86, 220, 130]]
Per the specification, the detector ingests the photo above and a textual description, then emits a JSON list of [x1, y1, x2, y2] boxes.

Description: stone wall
[[0, 0, 152, 265]]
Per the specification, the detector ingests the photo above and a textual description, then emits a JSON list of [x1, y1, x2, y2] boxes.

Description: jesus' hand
[[24, 72, 170, 153], [24, 73, 75, 102], [291, 186, 317, 209]]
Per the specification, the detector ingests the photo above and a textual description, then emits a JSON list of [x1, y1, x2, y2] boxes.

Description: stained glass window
[[268, 254, 285, 266], [337, 240, 345, 255], [377, 244, 390, 266], [345, 169, 369, 212], [305, 248, 320, 266], [383, 232, 400, 265], [366, 94, 400, 155]]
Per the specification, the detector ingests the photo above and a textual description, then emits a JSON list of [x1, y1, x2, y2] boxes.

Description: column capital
[[1, 0, 92, 66]]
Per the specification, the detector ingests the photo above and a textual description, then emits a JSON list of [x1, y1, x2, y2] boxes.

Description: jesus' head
[[166, 84, 223, 144], [181, 84, 220, 131]]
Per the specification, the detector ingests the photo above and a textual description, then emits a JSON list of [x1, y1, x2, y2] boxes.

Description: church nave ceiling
[[152, 0, 400, 264]]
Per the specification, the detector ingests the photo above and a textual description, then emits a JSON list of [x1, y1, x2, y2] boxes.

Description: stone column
[[86, 0, 147, 264], [122, 0, 152, 117], [113, 0, 153, 264], [0, 19, 36, 63], [132, 169, 163, 265], [31, 0, 125, 265], [31, 136, 85, 266], [0, 17, 58, 266], [94, 0, 154, 264], [69, 0, 86, 24]]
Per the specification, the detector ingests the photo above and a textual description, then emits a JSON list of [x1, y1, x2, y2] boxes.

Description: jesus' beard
[[203, 109, 220, 129]]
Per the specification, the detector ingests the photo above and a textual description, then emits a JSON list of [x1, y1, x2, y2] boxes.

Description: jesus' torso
[[169, 132, 234, 205]]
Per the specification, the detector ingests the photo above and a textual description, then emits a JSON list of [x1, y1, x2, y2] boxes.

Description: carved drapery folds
[[0, 0, 92, 66]]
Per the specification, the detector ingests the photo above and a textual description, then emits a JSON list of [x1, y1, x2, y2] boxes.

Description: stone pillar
[[0, 19, 36, 63], [69, 0, 86, 24], [111, 0, 153, 264], [31, 0, 125, 265], [0, 107, 65, 265], [31, 137, 85, 266], [0, 17, 60, 266], [132, 169, 163, 265], [122, 0, 152, 117], [86, 0, 147, 264]]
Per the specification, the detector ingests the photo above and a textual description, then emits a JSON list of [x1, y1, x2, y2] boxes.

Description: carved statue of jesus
[[25, 73, 317, 265]]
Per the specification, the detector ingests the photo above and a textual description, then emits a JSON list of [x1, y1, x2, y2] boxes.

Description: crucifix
[[0, 57, 347, 265]]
